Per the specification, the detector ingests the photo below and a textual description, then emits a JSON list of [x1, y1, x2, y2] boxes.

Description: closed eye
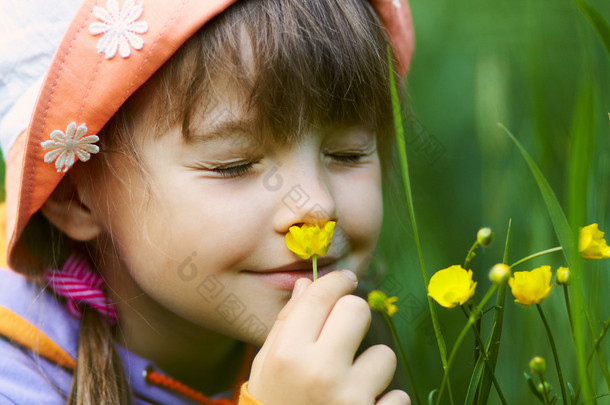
[[327, 152, 371, 164], [211, 162, 256, 178]]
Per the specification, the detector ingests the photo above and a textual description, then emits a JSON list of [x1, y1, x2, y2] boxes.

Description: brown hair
[[59, 0, 399, 401]]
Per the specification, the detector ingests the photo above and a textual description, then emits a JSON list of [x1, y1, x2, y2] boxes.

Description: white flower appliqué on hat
[[41, 122, 100, 173], [88, 0, 149, 59]]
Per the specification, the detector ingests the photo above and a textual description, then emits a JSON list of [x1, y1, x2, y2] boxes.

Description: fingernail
[[291, 278, 307, 299], [340, 269, 358, 285]]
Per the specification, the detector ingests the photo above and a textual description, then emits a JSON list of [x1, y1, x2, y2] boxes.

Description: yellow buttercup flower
[[556, 267, 571, 285], [285, 221, 336, 260], [508, 265, 553, 305], [427, 265, 477, 308], [579, 223, 610, 259], [368, 290, 398, 317]]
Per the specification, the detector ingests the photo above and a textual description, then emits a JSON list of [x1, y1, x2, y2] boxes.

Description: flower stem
[[536, 304, 568, 405], [435, 284, 498, 405], [538, 374, 550, 405], [563, 285, 574, 333], [464, 240, 480, 270], [509, 246, 563, 269], [459, 307, 508, 405], [585, 315, 610, 393], [382, 312, 422, 405], [312, 255, 318, 281]]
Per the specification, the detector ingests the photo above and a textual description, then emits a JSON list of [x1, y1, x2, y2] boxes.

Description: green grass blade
[[388, 47, 448, 369], [576, 0, 610, 57], [499, 124, 575, 261], [568, 81, 595, 234], [500, 124, 593, 402], [465, 355, 485, 404]]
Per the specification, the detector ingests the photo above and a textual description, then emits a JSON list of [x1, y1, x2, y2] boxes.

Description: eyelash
[[211, 162, 255, 178], [328, 153, 367, 164], [208, 152, 367, 178]]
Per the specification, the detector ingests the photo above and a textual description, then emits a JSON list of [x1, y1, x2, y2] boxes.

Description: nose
[[272, 163, 337, 233]]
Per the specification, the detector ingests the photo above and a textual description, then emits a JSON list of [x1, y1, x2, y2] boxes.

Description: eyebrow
[[187, 117, 258, 144]]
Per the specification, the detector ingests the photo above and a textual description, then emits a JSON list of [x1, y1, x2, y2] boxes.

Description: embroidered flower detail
[[41, 122, 100, 172], [393, 0, 402, 9], [88, 0, 148, 59]]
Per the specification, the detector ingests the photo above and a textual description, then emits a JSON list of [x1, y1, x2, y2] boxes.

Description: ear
[[40, 173, 103, 241]]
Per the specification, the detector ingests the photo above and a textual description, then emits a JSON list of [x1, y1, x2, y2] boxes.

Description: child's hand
[[247, 270, 410, 405]]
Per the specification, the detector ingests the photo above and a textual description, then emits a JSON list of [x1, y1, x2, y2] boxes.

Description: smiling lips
[[245, 258, 338, 289]]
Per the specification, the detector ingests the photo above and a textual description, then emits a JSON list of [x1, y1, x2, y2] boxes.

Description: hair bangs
[[182, 0, 395, 146]]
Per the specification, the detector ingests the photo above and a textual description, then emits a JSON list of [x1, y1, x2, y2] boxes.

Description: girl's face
[[93, 82, 383, 345]]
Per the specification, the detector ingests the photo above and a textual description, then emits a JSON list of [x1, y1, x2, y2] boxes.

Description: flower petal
[[118, 36, 131, 58], [79, 135, 99, 145], [89, 22, 110, 35], [49, 129, 67, 142], [106, 0, 120, 17], [125, 31, 144, 50], [103, 35, 119, 59], [122, 1, 142, 22], [129, 20, 148, 34], [65, 122, 77, 138], [74, 123, 88, 140], [75, 148, 91, 162], [43, 148, 63, 163], [93, 5, 114, 24]]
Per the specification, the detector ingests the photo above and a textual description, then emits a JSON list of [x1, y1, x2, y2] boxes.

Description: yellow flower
[[556, 267, 571, 286], [427, 265, 477, 308], [579, 223, 610, 259], [368, 290, 398, 317], [285, 221, 336, 260], [508, 265, 553, 305]]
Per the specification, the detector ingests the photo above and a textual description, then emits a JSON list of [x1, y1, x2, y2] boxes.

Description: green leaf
[[567, 81, 595, 235], [567, 382, 577, 405], [499, 124, 576, 265], [428, 389, 438, 405], [524, 372, 545, 402], [464, 354, 485, 404], [501, 124, 593, 401], [576, 0, 610, 58]]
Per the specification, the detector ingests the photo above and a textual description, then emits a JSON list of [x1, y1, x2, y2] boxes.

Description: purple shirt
[[0, 268, 233, 404]]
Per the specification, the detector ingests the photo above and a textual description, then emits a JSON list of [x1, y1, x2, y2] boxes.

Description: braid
[[67, 308, 133, 404]]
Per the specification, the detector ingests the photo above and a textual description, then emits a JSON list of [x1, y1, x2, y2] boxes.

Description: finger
[[316, 294, 371, 363], [376, 390, 411, 405], [273, 269, 358, 344], [351, 344, 397, 398], [256, 277, 312, 359]]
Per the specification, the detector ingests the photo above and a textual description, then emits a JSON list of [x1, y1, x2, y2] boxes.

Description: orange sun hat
[[2, 0, 414, 272]]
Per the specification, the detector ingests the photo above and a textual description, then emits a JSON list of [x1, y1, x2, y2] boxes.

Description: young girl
[[0, 0, 414, 403]]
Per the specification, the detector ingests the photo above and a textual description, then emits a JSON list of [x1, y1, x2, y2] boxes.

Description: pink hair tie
[[44, 253, 117, 324]]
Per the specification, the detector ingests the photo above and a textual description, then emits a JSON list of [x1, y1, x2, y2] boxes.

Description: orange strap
[[0, 304, 256, 404], [0, 304, 76, 369], [144, 344, 255, 405]]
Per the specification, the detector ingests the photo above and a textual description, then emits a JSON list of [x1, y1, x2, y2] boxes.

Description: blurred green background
[[376, 0, 610, 403]]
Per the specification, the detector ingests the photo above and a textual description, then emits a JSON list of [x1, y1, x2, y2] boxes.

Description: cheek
[[334, 165, 383, 248]]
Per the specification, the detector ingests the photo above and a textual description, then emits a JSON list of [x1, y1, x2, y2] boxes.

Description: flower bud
[[477, 227, 494, 246], [556, 267, 571, 285], [367, 290, 398, 317], [537, 382, 552, 396], [489, 263, 511, 284], [529, 356, 546, 374]]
